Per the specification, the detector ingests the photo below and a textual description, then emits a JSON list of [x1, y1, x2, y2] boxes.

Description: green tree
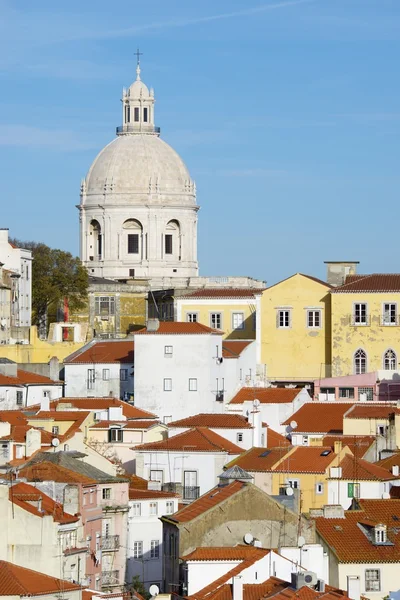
[[10, 239, 88, 337]]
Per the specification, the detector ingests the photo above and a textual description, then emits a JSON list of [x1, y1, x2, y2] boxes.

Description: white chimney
[[26, 428, 41, 457], [347, 576, 360, 600], [40, 395, 50, 412], [232, 576, 243, 600], [146, 319, 160, 332], [392, 465, 399, 476], [252, 410, 262, 447]]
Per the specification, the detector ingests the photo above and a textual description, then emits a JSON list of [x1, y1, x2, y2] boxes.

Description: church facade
[[78, 62, 199, 284]]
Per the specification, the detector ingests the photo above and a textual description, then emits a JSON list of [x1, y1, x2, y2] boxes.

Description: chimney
[[329, 466, 342, 478], [49, 356, 60, 381], [0, 359, 17, 378], [347, 576, 360, 600], [334, 441, 342, 455], [146, 318, 160, 332], [324, 261, 359, 287], [392, 465, 399, 476], [26, 428, 41, 457], [323, 504, 345, 519], [40, 395, 50, 412], [232, 576, 243, 600], [252, 409, 262, 447], [0, 228, 9, 245]]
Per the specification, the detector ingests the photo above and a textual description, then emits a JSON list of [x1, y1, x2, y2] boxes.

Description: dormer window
[[374, 523, 387, 544]]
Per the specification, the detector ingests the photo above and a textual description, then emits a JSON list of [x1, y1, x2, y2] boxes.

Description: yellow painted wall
[[177, 300, 256, 339], [271, 471, 329, 511], [259, 274, 331, 380], [343, 417, 390, 436], [0, 327, 84, 363], [27, 412, 95, 435], [331, 292, 400, 376]]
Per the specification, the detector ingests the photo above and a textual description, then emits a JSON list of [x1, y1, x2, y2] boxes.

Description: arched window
[[354, 348, 367, 375], [164, 220, 180, 260], [384, 349, 397, 370], [123, 219, 143, 257], [89, 220, 102, 260]]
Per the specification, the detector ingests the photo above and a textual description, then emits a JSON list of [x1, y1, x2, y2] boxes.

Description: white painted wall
[[0, 229, 32, 327], [0, 383, 62, 409], [167, 424, 266, 451], [126, 495, 179, 589], [64, 362, 133, 399], [338, 562, 400, 599], [328, 479, 400, 509], [280, 544, 328, 582]]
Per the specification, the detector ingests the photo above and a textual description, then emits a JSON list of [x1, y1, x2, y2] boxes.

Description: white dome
[[84, 134, 196, 206], [128, 79, 150, 98]]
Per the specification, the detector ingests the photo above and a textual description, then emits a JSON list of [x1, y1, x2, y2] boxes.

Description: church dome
[[83, 134, 196, 205]]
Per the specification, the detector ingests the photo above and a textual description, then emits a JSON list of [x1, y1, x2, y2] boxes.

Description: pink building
[[314, 371, 400, 403]]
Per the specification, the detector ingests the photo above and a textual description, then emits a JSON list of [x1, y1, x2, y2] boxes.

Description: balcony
[[101, 535, 120, 551], [183, 486, 200, 502], [349, 315, 371, 326], [381, 315, 400, 326], [101, 570, 120, 587], [116, 125, 160, 135]]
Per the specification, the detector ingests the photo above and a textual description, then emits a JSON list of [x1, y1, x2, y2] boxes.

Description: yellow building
[[176, 288, 263, 340], [258, 273, 332, 382], [331, 274, 400, 376]]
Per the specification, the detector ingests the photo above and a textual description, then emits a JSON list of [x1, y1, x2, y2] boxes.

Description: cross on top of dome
[[134, 48, 143, 81]]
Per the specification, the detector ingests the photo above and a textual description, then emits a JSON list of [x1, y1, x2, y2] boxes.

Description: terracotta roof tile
[[0, 411, 28, 425], [182, 545, 268, 561], [226, 447, 291, 473], [10, 481, 79, 524], [274, 446, 338, 474], [332, 273, 400, 293], [128, 474, 148, 489], [222, 341, 253, 359], [0, 369, 61, 386], [65, 340, 134, 364], [180, 288, 264, 299], [19, 462, 97, 484], [0, 425, 53, 444], [50, 397, 156, 419], [316, 499, 400, 563], [344, 404, 399, 420], [135, 322, 223, 335], [168, 481, 246, 523], [135, 427, 243, 454], [229, 387, 304, 405], [282, 403, 353, 433], [0, 560, 81, 596], [129, 488, 179, 500], [375, 452, 400, 470], [168, 414, 252, 429], [322, 435, 376, 457], [190, 575, 289, 600], [333, 455, 400, 481], [267, 429, 291, 447]]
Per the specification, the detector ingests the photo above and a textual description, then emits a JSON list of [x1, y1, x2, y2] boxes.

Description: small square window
[[315, 483, 324, 494], [102, 369, 110, 381], [166, 501, 174, 514], [133, 541, 143, 558], [210, 313, 222, 329], [186, 312, 198, 323], [149, 502, 158, 516], [353, 303, 368, 325], [277, 310, 291, 328], [102, 488, 111, 500], [150, 539, 159, 559], [307, 309, 321, 328], [189, 378, 197, 392], [132, 503, 141, 516], [52, 426, 59, 435], [348, 482, 360, 498], [237, 433, 243, 443], [163, 378, 172, 391], [164, 345, 173, 357], [365, 569, 380, 592], [232, 312, 244, 330]]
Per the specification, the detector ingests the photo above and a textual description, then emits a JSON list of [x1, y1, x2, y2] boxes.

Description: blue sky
[[1, 0, 400, 285]]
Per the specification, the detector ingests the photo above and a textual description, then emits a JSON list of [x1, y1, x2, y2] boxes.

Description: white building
[[64, 339, 134, 399], [79, 59, 198, 284], [127, 488, 179, 590], [0, 228, 32, 331], [0, 359, 63, 408], [133, 321, 257, 422], [134, 427, 242, 502]]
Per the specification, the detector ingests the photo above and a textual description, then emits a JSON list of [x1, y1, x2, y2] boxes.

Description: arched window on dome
[[123, 219, 143, 259], [384, 348, 397, 370], [89, 220, 102, 261], [164, 220, 181, 261], [354, 348, 367, 375]]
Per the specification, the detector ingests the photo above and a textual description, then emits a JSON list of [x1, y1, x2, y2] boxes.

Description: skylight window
[[321, 450, 331, 456], [260, 450, 271, 457]]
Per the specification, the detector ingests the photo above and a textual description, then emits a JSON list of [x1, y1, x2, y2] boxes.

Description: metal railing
[[101, 570, 119, 586], [116, 125, 160, 134], [349, 315, 371, 326], [380, 315, 400, 326], [101, 535, 120, 551], [183, 486, 200, 501]]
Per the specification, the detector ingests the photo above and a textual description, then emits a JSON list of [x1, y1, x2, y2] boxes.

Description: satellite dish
[[290, 420, 298, 430], [298, 536, 306, 547], [51, 438, 60, 447], [243, 532, 254, 545], [382, 492, 390, 499], [253, 399, 261, 408], [149, 585, 159, 597], [286, 487, 294, 496]]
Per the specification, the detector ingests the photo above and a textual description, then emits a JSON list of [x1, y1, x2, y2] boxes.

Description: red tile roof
[[135, 322, 222, 335], [375, 452, 400, 470], [267, 428, 291, 447], [135, 427, 243, 454], [19, 462, 96, 484], [316, 499, 400, 563], [10, 481, 79, 524], [168, 480, 246, 523], [229, 387, 304, 405], [0, 425, 53, 444], [129, 488, 179, 500], [344, 404, 399, 420], [322, 435, 376, 457], [189, 577, 290, 600], [0, 560, 81, 596], [333, 455, 400, 481], [332, 274, 400, 293], [26, 411, 91, 442], [182, 545, 268, 561], [168, 414, 252, 429], [0, 369, 61, 386], [65, 340, 134, 364], [180, 288, 264, 299], [226, 447, 291, 473], [222, 341, 253, 359], [282, 403, 353, 433], [0, 411, 28, 425], [274, 446, 338, 474], [49, 397, 156, 419]]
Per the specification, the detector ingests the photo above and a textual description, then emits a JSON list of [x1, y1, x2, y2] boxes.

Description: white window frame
[[166, 501, 174, 514], [189, 378, 197, 392], [353, 302, 368, 326], [102, 368, 110, 381], [132, 503, 141, 516], [354, 349, 367, 375], [382, 302, 397, 326], [163, 378, 172, 392], [150, 540, 160, 559], [315, 482, 324, 495], [164, 345, 173, 357], [150, 470, 163, 484], [120, 369, 128, 381], [210, 312, 222, 330], [133, 541, 143, 559], [16, 390, 23, 406], [149, 502, 158, 516], [307, 309, 321, 329], [87, 368, 95, 390], [383, 348, 397, 370], [277, 309, 291, 329], [232, 312, 245, 330], [286, 479, 300, 489], [186, 312, 198, 323], [365, 569, 380, 592]]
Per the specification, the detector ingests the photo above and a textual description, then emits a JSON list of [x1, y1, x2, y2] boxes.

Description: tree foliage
[[10, 238, 88, 333]]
